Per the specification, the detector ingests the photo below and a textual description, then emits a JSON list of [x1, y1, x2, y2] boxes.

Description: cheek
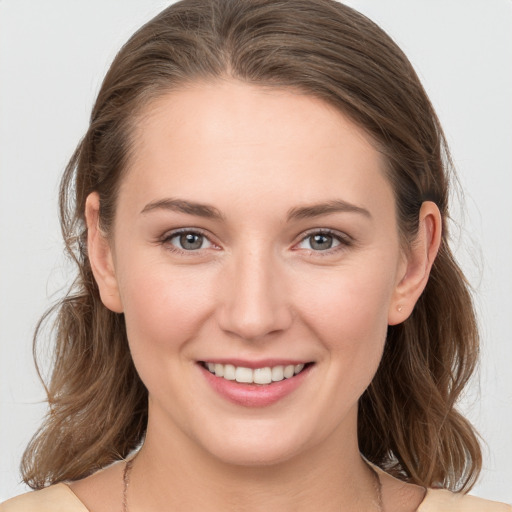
[[117, 257, 215, 358], [300, 263, 394, 336], [116, 260, 219, 421], [294, 260, 397, 382]]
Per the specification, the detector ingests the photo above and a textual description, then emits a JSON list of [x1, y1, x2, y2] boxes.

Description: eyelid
[[158, 227, 352, 256], [292, 228, 353, 254], [160, 227, 220, 254]]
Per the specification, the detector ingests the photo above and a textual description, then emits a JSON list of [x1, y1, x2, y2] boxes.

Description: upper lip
[[199, 359, 313, 369]]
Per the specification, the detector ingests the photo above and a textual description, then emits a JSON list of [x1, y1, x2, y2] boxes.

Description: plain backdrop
[[1, 0, 511, 503]]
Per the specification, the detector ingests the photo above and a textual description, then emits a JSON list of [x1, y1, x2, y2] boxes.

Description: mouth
[[198, 360, 314, 407], [199, 361, 313, 385]]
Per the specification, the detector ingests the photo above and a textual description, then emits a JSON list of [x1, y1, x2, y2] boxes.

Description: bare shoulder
[[0, 483, 88, 512], [373, 464, 511, 512], [0, 462, 125, 512], [419, 488, 512, 512], [67, 460, 125, 512]]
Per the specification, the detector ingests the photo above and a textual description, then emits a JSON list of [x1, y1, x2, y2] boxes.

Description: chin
[[206, 439, 303, 468], [191, 416, 323, 468]]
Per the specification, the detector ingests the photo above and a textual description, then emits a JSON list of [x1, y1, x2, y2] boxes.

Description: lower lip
[[199, 364, 313, 408]]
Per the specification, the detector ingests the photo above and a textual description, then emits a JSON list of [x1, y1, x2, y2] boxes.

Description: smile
[[198, 360, 314, 407], [201, 362, 308, 385]]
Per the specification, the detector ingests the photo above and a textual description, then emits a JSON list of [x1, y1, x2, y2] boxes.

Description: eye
[[296, 230, 349, 252], [166, 230, 214, 251]]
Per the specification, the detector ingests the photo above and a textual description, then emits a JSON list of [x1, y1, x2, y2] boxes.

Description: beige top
[[0, 483, 510, 512]]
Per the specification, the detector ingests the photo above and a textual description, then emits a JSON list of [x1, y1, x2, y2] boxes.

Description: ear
[[388, 201, 442, 325], [85, 192, 123, 313]]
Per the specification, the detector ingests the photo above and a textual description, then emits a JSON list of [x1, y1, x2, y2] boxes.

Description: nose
[[216, 246, 293, 341]]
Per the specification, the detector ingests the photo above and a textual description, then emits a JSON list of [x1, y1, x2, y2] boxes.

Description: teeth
[[283, 365, 295, 379], [204, 362, 307, 384], [271, 366, 284, 381], [235, 367, 253, 383], [254, 367, 272, 384], [214, 363, 224, 377], [223, 364, 236, 380]]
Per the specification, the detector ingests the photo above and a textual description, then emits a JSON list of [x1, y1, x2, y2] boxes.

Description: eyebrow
[[140, 198, 225, 220], [140, 198, 371, 222], [286, 200, 372, 221]]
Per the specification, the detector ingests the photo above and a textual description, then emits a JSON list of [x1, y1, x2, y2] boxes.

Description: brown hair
[[22, 0, 481, 491]]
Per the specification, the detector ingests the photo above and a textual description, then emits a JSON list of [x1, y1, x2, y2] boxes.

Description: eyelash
[[159, 228, 352, 256], [294, 228, 352, 256], [160, 228, 217, 256]]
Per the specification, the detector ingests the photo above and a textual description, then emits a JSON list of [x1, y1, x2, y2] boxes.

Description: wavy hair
[[22, 0, 481, 491]]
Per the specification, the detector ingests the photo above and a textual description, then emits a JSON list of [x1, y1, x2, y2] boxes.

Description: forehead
[[121, 80, 393, 217]]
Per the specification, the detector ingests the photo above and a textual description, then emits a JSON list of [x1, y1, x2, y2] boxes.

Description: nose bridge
[[217, 242, 291, 341]]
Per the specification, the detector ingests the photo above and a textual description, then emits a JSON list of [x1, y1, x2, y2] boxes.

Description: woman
[[1, 0, 510, 510]]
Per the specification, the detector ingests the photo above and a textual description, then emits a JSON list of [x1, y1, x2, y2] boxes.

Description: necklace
[[122, 458, 133, 512], [121, 457, 384, 512]]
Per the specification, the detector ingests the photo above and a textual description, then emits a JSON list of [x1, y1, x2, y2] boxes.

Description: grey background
[[1, 0, 511, 503]]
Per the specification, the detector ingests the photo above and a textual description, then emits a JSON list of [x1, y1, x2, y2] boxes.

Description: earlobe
[[388, 201, 442, 325], [85, 192, 123, 313]]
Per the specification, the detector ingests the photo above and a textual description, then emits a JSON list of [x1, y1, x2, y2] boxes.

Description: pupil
[[180, 233, 203, 250], [311, 234, 332, 250]]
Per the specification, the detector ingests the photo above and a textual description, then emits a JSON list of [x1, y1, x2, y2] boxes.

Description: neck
[[128, 410, 381, 512]]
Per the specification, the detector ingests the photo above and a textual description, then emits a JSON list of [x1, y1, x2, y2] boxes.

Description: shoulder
[[0, 483, 89, 512], [419, 488, 512, 512]]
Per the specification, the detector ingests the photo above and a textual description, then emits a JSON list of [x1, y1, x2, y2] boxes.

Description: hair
[[22, 0, 481, 492]]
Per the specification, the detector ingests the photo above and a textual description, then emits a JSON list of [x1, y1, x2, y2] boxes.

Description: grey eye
[[309, 234, 334, 250], [170, 232, 211, 250], [297, 232, 342, 251]]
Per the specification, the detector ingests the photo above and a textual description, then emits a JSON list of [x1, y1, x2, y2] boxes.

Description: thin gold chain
[[121, 457, 384, 512], [122, 458, 133, 512]]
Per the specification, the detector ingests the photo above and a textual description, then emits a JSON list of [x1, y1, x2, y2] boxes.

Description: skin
[[73, 80, 441, 511]]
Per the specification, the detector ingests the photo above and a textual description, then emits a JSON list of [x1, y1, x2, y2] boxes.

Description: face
[[92, 80, 411, 466]]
